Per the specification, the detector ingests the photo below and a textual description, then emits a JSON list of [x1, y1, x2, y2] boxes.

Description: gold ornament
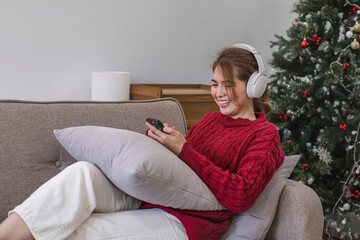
[[351, 39, 360, 50], [354, 21, 360, 32]]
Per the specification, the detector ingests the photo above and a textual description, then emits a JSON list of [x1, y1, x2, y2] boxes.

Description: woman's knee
[[65, 161, 101, 178]]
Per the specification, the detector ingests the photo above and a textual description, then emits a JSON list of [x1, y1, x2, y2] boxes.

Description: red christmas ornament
[[301, 163, 309, 171], [353, 6, 359, 14], [353, 189, 360, 198], [304, 90, 310, 98], [301, 40, 309, 48], [343, 63, 350, 69], [339, 124, 347, 131], [312, 35, 322, 45], [277, 112, 288, 122]]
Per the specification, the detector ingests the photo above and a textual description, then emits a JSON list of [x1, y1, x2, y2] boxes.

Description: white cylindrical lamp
[[91, 71, 130, 101]]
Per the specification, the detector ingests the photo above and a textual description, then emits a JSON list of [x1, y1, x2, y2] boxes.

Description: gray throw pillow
[[53, 126, 225, 211], [220, 155, 299, 240]]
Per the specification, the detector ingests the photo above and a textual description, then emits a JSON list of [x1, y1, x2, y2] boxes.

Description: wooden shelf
[[130, 84, 219, 128]]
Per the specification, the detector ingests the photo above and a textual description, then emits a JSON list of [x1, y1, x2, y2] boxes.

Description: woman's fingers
[[145, 122, 186, 155], [163, 124, 177, 134], [145, 122, 165, 140]]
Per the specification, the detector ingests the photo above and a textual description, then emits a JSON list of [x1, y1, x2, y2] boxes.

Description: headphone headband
[[232, 44, 266, 76]]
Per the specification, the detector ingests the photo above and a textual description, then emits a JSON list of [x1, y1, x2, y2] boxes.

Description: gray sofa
[[0, 98, 324, 239]]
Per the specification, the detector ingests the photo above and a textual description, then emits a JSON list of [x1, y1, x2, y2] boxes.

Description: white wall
[[0, 0, 295, 101]]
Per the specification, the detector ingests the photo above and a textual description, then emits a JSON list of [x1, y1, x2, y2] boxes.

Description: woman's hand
[[145, 122, 186, 156]]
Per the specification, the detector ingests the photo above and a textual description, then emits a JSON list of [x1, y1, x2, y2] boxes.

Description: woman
[[0, 44, 284, 240]]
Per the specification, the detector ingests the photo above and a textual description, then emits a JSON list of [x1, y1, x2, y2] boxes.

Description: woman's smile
[[218, 99, 231, 107]]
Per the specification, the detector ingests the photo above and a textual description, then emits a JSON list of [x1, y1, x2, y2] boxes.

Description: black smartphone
[[146, 118, 165, 132]]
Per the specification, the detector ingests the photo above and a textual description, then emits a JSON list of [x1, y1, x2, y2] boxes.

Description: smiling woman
[[142, 44, 285, 240]]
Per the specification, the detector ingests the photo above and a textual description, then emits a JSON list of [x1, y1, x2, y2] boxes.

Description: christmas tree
[[269, 0, 360, 238]]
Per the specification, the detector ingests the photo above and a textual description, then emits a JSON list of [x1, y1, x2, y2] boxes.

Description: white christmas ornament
[[343, 203, 351, 211], [346, 31, 354, 38]]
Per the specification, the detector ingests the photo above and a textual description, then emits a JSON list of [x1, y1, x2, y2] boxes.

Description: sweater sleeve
[[178, 128, 285, 213]]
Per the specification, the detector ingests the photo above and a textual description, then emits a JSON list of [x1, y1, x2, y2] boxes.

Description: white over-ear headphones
[[233, 44, 268, 99]]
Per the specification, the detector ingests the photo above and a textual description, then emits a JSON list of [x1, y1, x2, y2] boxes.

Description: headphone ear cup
[[246, 72, 267, 99]]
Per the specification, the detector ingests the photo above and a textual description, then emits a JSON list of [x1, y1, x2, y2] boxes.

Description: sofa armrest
[[266, 179, 324, 240]]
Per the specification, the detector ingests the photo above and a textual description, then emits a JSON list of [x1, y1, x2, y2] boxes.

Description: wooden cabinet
[[130, 84, 219, 128]]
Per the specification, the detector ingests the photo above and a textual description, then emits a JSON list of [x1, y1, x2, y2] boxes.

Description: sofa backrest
[[0, 98, 187, 222]]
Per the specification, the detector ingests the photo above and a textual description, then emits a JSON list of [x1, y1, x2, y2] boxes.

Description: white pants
[[9, 162, 188, 240]]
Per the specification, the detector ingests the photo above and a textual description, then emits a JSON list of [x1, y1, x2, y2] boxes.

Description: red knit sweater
[[141, 112, 285, 240]]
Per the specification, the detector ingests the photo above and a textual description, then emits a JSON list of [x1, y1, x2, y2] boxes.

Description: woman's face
[[211, 66, 255, 119]]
